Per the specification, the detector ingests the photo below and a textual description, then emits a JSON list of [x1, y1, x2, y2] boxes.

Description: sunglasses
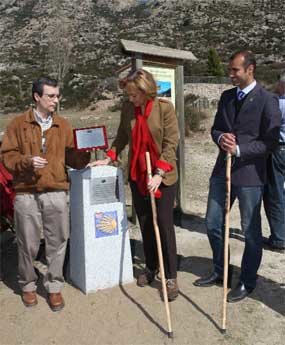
[[119, 69, 144, 89]]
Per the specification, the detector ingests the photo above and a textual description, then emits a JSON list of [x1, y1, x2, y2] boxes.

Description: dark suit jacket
[[211, 83, 281, 186]]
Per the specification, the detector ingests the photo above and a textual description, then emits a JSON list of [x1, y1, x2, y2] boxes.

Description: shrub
[[185, 105, 208, 136], [207, 48, 225, 77]]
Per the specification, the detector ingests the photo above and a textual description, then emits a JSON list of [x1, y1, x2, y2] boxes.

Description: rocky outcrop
[[0, 0, 284, 112]]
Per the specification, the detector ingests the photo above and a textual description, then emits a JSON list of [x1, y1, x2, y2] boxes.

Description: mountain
[[0, 0, 284, 112]]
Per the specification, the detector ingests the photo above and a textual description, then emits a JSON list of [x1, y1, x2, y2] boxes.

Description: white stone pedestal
[[69, 166, 133, 294]]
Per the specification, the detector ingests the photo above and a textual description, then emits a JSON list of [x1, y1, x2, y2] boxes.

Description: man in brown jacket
[[1, 77, 90, 311]]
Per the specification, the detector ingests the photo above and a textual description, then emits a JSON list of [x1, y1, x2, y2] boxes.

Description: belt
[[279, 142, 285, 146]]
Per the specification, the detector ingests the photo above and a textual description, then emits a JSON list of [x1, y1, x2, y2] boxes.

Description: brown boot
[[48, 292, 65, 312], [137, 268, 155, 287], [22, 291, 38, 307], [166, 279, 179, 301]]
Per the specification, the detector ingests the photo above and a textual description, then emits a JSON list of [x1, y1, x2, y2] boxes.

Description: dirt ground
[[0, 111, 284, 345]]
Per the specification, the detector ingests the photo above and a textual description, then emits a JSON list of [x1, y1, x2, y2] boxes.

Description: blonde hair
[[119, 69, 157, 99]]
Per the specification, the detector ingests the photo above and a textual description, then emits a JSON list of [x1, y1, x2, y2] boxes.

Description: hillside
[[0, 0, 284, 112]]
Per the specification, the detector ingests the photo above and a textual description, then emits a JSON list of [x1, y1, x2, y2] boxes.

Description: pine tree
[[207, 48, 225, 77]]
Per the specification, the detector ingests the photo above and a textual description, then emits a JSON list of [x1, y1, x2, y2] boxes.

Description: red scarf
[[130, 100, 161, 198]]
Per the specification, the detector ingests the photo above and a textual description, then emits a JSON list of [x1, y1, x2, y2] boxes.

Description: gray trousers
[[14, 191, 69, 293]]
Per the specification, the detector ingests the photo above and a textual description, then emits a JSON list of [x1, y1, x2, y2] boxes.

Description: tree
[[207, 48, 225, 77], [45, 3, 74, 83], [46, 17, 73, 87], [43, 2, 74, 112]]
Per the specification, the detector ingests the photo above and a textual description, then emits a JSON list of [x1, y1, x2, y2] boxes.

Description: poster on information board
[[144, 65, 176, 108]]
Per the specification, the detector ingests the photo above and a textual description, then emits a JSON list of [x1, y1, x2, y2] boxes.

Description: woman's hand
[[86, 157, 111, 168], [147, 174, 163, 193]]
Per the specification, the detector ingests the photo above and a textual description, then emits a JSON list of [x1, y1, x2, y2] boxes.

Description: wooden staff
[[222, 152, 232, 332], [145, 152, 173, 339]]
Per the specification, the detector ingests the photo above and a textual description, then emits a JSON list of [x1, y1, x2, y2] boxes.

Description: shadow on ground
[[131, 238, 285, 318], [174, 211, 244, 240], [176, 212, 281, 255], [178, 254, 285, 317], [1, 232, 284, 338]]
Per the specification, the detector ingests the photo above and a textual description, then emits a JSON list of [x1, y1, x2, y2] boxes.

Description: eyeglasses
[[43, 93, 62, 100]]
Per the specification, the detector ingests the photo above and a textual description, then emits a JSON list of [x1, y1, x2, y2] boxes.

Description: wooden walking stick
[[145, 152, 173, 339], [222, 152, 232, 333]]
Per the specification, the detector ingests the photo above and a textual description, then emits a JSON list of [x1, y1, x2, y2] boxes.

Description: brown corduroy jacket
[[1, 108, 90, 193], [111, 98, 179, 186]]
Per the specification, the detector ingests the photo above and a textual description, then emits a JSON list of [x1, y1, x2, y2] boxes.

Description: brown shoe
[[137, 269, 155, 287], [22, 291, 38, 307], [48, 292, 65, 312], [166, 279, 179, 301]]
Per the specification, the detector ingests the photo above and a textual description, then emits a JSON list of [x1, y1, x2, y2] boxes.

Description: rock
[[0, 0, 284, 111]]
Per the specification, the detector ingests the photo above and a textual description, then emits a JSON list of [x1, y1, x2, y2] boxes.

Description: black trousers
[[130, 181, 177, 279]]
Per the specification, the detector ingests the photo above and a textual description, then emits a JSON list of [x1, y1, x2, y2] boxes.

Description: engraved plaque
[[90, 176, 119, 205], [73, 126, 108, 151]]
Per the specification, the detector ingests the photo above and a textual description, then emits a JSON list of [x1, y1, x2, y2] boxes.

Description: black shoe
[[193, 272, 223, 287], [227, 282, 253, 303], [194, 267, 232, 288], [263, 238, 285, 253]]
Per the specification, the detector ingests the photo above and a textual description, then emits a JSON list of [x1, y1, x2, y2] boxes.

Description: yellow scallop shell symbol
[[96, 215, 117, 234]]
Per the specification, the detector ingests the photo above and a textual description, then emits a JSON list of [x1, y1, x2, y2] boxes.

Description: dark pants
[[130, 181, 177, 279], [263, 146, 285, 248], [206, 176, 263, 289]]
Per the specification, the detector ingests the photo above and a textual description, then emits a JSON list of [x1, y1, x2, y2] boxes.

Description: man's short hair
[[32, 77, 58, 102], [229, 50, 256, 72]]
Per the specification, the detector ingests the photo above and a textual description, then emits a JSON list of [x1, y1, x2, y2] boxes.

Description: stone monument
[[69, 166, 134, 294]]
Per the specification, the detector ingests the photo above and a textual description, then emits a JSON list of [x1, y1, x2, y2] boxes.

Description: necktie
[[237, 90, 245, 101]]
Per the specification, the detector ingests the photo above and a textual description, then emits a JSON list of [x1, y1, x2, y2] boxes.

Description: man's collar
[[237, 80, 257, 95], [24, 107, 59, 126], [34, 109, 52, 122]]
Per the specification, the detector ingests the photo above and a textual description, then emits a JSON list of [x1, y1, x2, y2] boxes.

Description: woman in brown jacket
[[90, 69, 179, 300]]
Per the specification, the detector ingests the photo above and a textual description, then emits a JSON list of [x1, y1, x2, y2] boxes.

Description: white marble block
[[69, 166, 134, 294]]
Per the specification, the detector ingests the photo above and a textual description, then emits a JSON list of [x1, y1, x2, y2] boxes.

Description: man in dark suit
[[263, 75, 285, 252], [193, 51, 281, 302]]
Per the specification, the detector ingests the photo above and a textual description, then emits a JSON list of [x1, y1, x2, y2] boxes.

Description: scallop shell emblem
[[96, 215, 117, 234]]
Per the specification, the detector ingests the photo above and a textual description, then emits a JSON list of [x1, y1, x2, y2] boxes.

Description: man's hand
[[219, 133, 237, 155], [86, 157, 111, 168], [147, 174, 163, 193], [31, 156, 48, 169]]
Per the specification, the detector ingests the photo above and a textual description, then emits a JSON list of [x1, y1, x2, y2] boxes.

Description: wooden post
[[175, 64, 186, 213], [222, 152, 231, 332], [145, 152, 173, 338], [133, 53, 143, 70], [130, 54, 143, 225]]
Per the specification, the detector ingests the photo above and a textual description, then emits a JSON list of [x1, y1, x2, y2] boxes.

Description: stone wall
[[184, 83, 232, 103]]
